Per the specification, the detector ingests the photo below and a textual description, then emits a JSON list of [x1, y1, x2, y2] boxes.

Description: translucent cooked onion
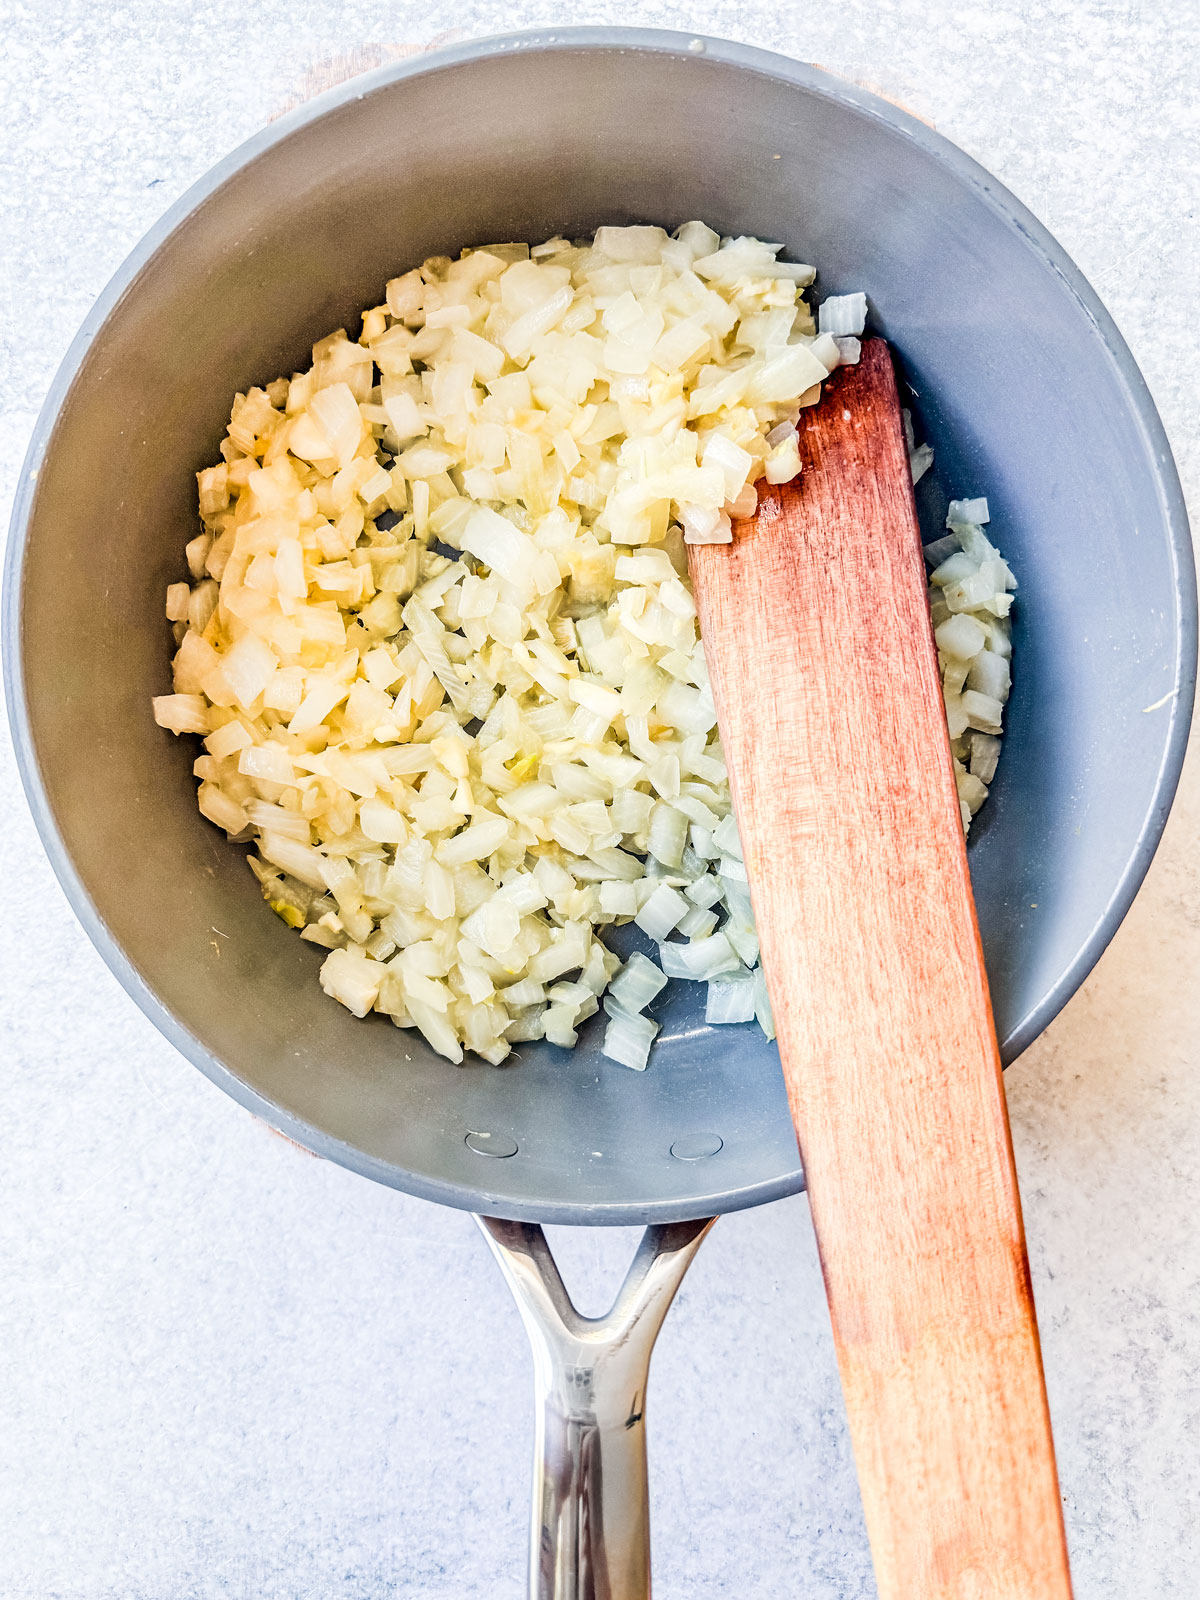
[[926, 502, 1016, 829], [817, 292, 868, 336], [706, 975, 757, 1025], [154, 221, 1014, 1070], [602, 1009, 659, 1071], [607, 951, 669, 1015], [657, 932, 740, 981]]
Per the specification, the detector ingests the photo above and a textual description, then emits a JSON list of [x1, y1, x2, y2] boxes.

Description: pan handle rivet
[[669, 1134, 724, 1161], [465, 1130, 519, 1158]]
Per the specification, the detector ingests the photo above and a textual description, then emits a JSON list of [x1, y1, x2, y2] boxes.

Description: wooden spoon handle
[[689, 341, 1072, 1599]]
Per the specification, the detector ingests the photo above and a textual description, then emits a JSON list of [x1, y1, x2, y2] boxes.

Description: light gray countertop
[[1, 4, 1198, 1597]]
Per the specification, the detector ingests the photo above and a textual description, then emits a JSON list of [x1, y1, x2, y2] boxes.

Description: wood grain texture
[[689, 341, 1073, 1600]]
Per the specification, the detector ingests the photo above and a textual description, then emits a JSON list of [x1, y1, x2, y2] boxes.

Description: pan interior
[[8, 36, 1193, 1222]]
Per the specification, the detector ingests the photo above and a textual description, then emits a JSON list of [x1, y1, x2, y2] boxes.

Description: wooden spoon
[[688, 339, 1073, 1599]]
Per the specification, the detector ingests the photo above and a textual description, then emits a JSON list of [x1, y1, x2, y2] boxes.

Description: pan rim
[[4, 26, 1195, 1223]]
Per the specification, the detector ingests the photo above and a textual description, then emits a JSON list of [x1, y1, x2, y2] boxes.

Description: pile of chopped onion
[[153, 223, 1011, 1073], [924, 495, 1016, 826]]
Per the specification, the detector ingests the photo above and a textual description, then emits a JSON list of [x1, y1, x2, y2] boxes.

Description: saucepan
[[5, 28, 1195, 1598]]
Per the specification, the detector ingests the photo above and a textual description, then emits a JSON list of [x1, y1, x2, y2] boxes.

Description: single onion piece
[[948, 496, 990, 526], [764, 435, 802, 485], [935, 613, 988, 663], [319, 947, 385, 1019], [725, 483, 758, 520], [701, 433, 754, 499], [152, 693, 209, 735], [678, 903, 719, 939], [817, 292, 868, 337], [910, 443, 934, 485], [712, 814, 743, 859], [647, 802, 689, 869], [679, 502, 720, 540], [602, 1010, 659, 1071], [808, 332, 842, 372], [607, 952, 668, 1015], [705, 975, 757, 1025], [658, 932, 740, 981], [635, 883, 689, 941], [682, 511, 732, 546], [752, 966, 776, 1041], [684, 873, 723, 909]]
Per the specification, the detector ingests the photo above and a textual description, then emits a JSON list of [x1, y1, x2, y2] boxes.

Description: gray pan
[[5, 30, 1195, 1600]]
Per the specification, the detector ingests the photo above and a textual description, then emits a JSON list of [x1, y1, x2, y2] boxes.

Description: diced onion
[[657, 932, 740, 981], [713, 814, 743, 859], [948, 497, 990, 526], [910, 443, 934, 485], [155, 219, 1012, 1069], [935, 613, 987, 662], [752, 966, 776, 1040], [685, 873, 723, 909], [817, 293, 868, 336], [706, 976, 757, 1024], [602, 1010, 659, 1071], [152, 693, 210, 735], [320, 947, 385, 1018], [635, 883, 689, 941], [607, 952, 668, 1015]]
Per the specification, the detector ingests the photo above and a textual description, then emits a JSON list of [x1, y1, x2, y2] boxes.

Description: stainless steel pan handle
[[477, 1216, 715, 1600]]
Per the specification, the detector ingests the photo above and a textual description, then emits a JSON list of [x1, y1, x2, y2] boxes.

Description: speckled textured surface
[[1, 5, 1198, 1597]]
